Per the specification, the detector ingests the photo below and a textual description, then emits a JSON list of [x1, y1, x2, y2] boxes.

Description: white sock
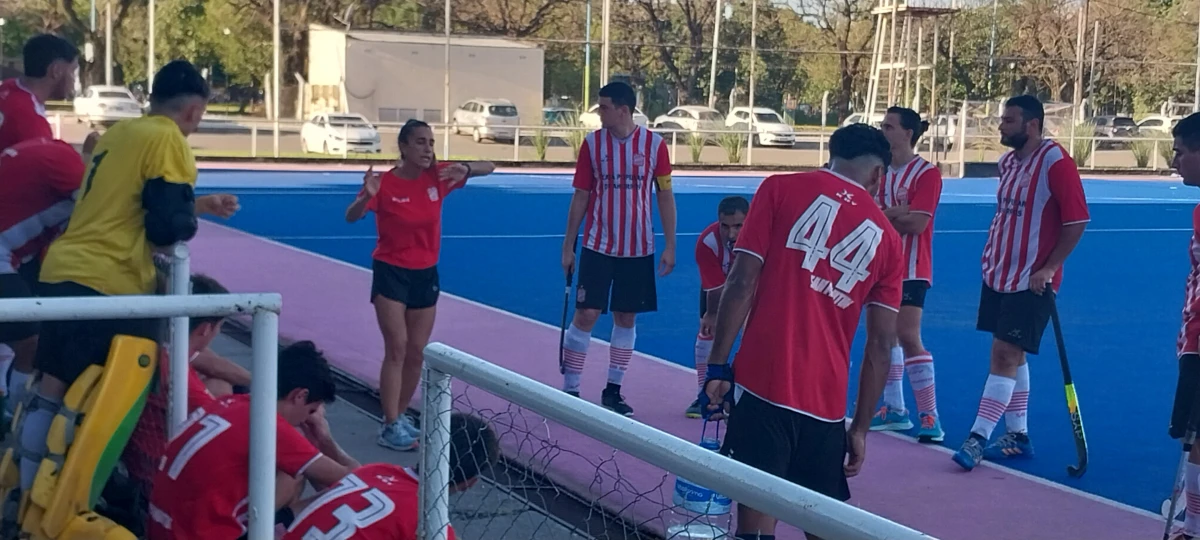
[[905, 351, 937, 417], [8, 369, 30, 415], [1186, 461, 1200, 536], [882, 346, 906, 410], [970, 374, 1016, 440], [1005, 363, 1030, 434], [19, 393, 61, 492], [608, 325, 636, 386], [694, 334, 713, 390], [561, 324, 591, 393], [0, 344, 13, 397]]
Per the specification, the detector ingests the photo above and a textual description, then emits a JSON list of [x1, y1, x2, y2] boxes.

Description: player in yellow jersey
[[15, 59, 238, 495]]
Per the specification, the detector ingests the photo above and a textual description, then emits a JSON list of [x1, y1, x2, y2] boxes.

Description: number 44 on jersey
[[785, 194, 884, 308]]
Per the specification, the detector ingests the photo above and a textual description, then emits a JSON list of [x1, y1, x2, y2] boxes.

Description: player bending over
[[686, 195, 747, 419], [148, 341, 360, 540], [869, 106, 945, 443], [0, 34, 78, 152], [560, 81, 677, 417], [346, 119, 494, 452], [703, 123, 904, 540], [952, 95, 1090, 471], [16, 59, 240, 498], [1167, 112, 1200, 540], [282, 412, 499, 539]]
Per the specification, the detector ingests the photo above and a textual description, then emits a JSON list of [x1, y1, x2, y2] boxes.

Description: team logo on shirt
[[836, 189, 857, 205], [633, 153, 645, 167], [895, 187, 909, 204], [427, 187, 439, 202]]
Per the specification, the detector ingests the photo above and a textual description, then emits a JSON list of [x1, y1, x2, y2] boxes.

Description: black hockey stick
[[558, 239, 578, 375], [1049, 292, 1088, 478]]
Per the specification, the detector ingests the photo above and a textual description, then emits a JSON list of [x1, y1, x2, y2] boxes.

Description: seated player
[[686, 196, 747, 418], [147, 341, 360, 540], [282, 413, 499, 539]]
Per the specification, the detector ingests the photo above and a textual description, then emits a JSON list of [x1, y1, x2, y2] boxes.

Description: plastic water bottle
[[668, 424, 731, 539]]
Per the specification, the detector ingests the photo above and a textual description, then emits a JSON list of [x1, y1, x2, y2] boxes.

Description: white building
[[306, 23, 545, 124]]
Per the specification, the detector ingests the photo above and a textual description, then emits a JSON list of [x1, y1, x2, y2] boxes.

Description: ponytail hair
[[886, 106, 929, 147], [397, 119, 438, 169]]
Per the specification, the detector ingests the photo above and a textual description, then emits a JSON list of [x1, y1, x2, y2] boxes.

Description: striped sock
[[608, 324, 636, 386], [694, 334, 713, 390], [1187, 461, 1200, 536], [970, 374, 1016, 440], [1005, 363, 1030, 434], [882, 346, 906, 410], [905, 351, 937, 417], [561, 324, 591, 393]]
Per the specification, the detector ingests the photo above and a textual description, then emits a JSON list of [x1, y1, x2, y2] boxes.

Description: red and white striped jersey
[[695, 221, 734, 291], [572, 126, 672, 258], [981, 140, 1090, 293], [876, 156, 942, 283], [0, 79, 52, 153], [1178, 205, 1200, 358], [0, 139, 85, 274]]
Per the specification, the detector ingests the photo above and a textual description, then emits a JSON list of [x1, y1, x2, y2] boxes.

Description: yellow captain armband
[[655, 174, 673, 191]]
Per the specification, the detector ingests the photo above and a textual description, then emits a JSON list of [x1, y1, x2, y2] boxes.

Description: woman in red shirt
[[346, 119, 494, 451]]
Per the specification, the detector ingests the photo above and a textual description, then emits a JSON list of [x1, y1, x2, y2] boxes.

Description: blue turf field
[[198, 170, 1200, 516]]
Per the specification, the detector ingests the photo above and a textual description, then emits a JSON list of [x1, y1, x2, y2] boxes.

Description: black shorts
[[698, 289, 710, 315], [0, 272, 38, 343], [35, 281, 164, 386], [901, 280, 930, 308], [976, 282, 1053, 355], [371, 260, 439, 310], [720, 391, 850, 502], [575, 248, 657, 314]]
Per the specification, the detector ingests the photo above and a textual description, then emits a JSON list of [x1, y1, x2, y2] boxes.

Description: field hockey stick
[[1049, 292, 1088, 478], [559, 239, 578, 375], [1160, 365, 1200, 536]]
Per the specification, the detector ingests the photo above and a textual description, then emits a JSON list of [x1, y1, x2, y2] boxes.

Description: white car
[[72, 85, 142, 125], [578, 103, 649, 130], [652, 106, 726, 134], [300, 113, 381, 154], [726, 106, 795, 147], [1137, 115, 1178, 135], [451, 98, 520, 142]]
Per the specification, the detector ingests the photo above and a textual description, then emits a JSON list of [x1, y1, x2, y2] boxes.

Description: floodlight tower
[[863, 0, 960, 124]]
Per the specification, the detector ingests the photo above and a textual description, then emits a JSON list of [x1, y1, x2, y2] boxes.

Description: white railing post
[[252, 125, 259, 158], [513, 128, 521, 161], [247, 309, 280, 540], [418, 367, 453, 540], [167, 243, 191, 438]]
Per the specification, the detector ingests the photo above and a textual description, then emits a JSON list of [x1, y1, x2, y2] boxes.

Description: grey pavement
[[208, 333, 593, 540]]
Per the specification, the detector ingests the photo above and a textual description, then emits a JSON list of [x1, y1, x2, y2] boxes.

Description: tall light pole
[[1071, 0, 1088, 123], [443, 0, 451, 158], [584, 0, 592, 108], [148, 0, 156, 87], [105, 3, 113, 85], [272, 0, 281, 157], [1194, 6, 1200, 112], [746, 0, 757, 164], [600, 0, 611, 85], [0, 19, 6, 70], [707, 0, 723, 109]]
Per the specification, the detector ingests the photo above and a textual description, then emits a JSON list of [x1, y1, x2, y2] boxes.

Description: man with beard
[[952, 95, 1090, 471]]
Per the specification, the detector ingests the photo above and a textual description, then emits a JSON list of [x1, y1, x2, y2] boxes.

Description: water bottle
[[668, 422, 731, 539]]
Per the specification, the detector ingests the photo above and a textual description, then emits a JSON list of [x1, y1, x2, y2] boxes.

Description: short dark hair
[[598, 82, 637, 111], [277, 341, 337, 404], [1005, 95, 1045, 133], [718, 196, 749, 216], [23, 35, 78, 78], [829, 123, 891, 166], [1174, 113, 1200, 152], [448, 413, 499, 485], [189, 274, 229, 332], [886, 106, 929, 147], [399, 118, 430, 147], [150, 60, 210, 106]]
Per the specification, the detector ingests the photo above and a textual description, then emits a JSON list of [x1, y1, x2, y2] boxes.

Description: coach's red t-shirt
[[0, 139, 84, 273], [362, 163, 464, 270], [282, 463, 456, 540], [0, 79, 53, 152], [732, 170, 904, 422], [147, 395, 322, 540]]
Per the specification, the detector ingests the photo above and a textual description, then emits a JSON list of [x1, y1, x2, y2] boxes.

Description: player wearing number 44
[[281, 413, 500, 540], [147, 341, 362, 540]]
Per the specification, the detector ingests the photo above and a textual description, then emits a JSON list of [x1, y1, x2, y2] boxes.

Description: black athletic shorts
[[901, 280, 929, 308], [976, 282, 1053, 355], [1172, 353, 1200, 439], [720, 391, 850, 502], [0, 272, 38, 343], [698, 289, 711, 315], [35, 281, 164, 386], [575, 248, 657, 314], [371, 259, 440, 310]]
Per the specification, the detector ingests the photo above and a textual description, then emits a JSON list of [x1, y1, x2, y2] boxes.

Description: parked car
[[72, 85, 142, 126], [541, 107, 577, 140], [725, 106, 795, 147], [1137, 115, 1178, 135], [841, 112, 884, 128], [578, 103, 650, 130], [300, 113, 381, 154], [1092, 115, 1137, 148], [452, 98, 520, 142], [652, 106, 726, 134]]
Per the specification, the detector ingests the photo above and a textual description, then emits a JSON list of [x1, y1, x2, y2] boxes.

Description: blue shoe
[[952, 435, 986, 471], [982, 432, 1035, 461], [869, 405, 913, 432], [399, 414, 421, 439], [916, 412, 944, 444], [377, 420, 418, 451]]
